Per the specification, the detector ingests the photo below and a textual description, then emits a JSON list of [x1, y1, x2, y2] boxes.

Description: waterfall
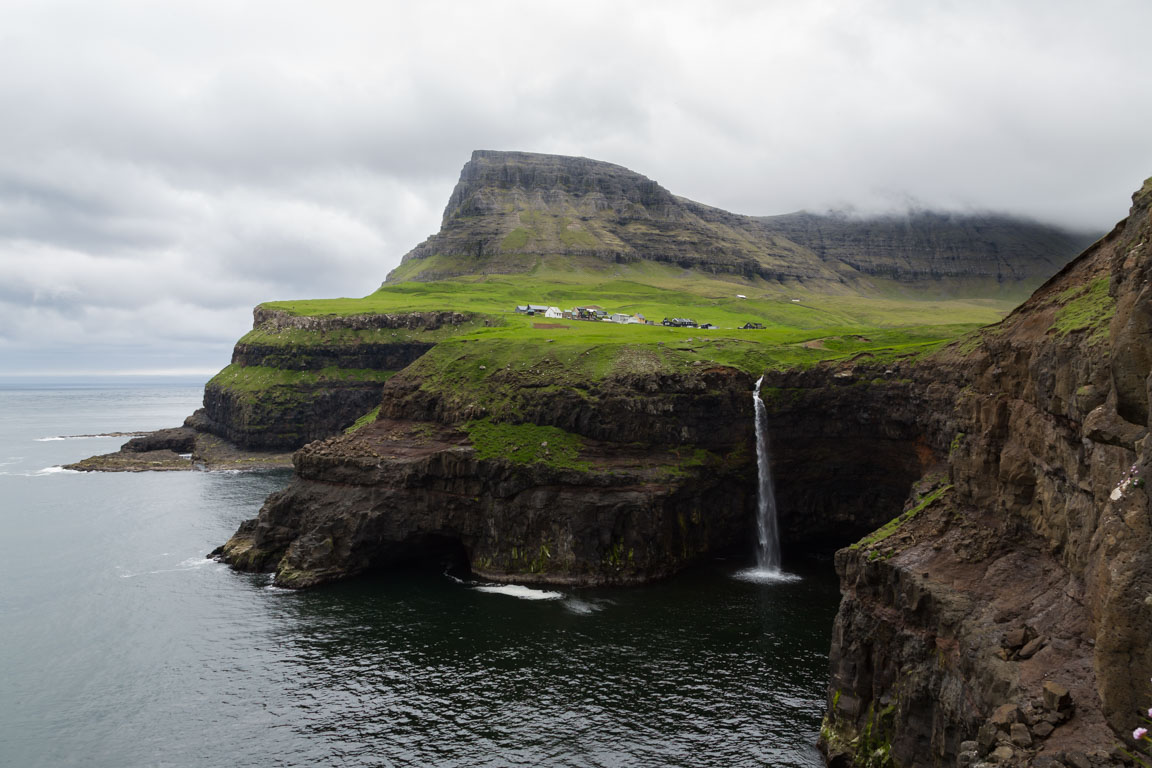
[[752, 375, 782, 572]]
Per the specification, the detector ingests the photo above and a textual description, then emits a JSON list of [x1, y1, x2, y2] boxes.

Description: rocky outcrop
[[193, 308, 474, 450], [65, 427, 293, 472], [377, 361, 758, 450], [216, 418, 751, 587], [820, 177, 1152, 767], [389, 150, 1095, 294], [190, 381, 387, 451]]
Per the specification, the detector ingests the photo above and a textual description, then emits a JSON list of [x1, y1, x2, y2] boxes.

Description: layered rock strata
[[191, 309, 473, 450], [820, 178, 1152, 767], [216, 347, 974, 589], [64, 427, 293, 472], [218, 365, 760, 586], [391, 150, 1095, 293], [217, 418, 752, 587]]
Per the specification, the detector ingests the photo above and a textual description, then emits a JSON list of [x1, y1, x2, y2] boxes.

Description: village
[[513, 303, 766, 330]]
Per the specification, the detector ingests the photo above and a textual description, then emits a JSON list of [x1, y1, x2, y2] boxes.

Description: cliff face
[[189, 308, 476, 449], [215, 338, 976, 590], [759, 362, 963, 546], [389, 150, 1094, 295], [760, 210, 1091, 287], [217, 365, 761, 588], [218, 418, 752, 588], [820, 179, 1152, 767]]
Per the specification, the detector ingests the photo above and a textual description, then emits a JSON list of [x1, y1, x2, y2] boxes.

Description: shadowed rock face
[[391, 150, 1095, 293], [216, 418, 753, 588], [215, 351, 961, 590], [820, 177, 1152, 767], [191, 309, 473, 450]]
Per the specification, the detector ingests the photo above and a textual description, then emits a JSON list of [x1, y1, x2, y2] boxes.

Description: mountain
[[388, 150, 1097, 297]]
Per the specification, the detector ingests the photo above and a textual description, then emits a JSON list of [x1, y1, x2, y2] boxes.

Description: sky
[[2, 0, 1150, 376]]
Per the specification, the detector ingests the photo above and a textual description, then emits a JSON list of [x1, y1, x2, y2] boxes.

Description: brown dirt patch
[[532, 323, 569, 329]]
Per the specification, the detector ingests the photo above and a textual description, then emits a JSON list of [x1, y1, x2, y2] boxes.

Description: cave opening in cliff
[[771, 433, 942, 552], [367, 533, 472, 579]]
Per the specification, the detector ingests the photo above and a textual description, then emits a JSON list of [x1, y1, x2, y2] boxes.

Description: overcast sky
[[2, 0, 1150, 376]]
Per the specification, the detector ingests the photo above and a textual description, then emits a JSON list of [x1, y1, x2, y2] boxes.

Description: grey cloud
[[0, 0, 1150, 374]]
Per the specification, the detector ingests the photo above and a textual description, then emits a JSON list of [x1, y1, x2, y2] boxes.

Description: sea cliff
[[820, 178, 1152, 767]]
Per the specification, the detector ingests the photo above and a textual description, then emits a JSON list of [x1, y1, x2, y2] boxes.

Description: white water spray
[[752, 375, 782, 572]]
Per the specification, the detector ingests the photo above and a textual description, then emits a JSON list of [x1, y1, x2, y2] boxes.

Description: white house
[[544, 306, 563, 319]]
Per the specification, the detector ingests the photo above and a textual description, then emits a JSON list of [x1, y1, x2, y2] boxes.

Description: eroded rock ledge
[[215, 418, 750, 587], [64, 427, 293, 472]]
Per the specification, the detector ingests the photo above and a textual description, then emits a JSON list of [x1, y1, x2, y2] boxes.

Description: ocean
[[0, 380, 839, 767]]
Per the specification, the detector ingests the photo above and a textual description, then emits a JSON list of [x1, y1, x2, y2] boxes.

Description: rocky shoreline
[[65, 427, 293, 472]]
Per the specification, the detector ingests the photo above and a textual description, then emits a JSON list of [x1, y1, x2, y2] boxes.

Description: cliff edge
[[820, 178, 1152, 767]]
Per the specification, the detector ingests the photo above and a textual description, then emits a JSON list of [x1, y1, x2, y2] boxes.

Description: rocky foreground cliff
[[819, 178, 1152, 767]]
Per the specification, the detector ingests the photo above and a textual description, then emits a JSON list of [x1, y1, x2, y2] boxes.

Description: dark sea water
[[0, 381, 840, 768]]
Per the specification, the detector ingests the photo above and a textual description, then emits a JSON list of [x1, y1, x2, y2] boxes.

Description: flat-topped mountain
[[388, 150, 1097, 296]]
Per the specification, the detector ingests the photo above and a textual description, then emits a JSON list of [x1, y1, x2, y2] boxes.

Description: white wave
[[473, 583, 564, 600], [176, 556, 217, 569], [119, 556, 224, 578], [36, 433, 142, 441], [563, 598, 606, 615], [0, 464, 88, 477], [733, 567, 802, 584], [16, 466, 81, 477]]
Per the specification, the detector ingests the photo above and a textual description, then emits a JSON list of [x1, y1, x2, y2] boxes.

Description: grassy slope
[[264, 260, 1016, 331], [220, 262, 1030, 437]]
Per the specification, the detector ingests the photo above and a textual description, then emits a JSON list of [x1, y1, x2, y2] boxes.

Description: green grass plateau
[[251, 262, 1022, 382]]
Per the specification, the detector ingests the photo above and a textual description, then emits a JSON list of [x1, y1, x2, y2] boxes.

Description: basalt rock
[[389, 150, 1094, 295], [193, 308, 474, 450], [216, 418, 751, 587], [820, 176, 1152, 766]]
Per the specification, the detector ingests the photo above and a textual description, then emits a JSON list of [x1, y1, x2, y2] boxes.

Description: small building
[[700, 323, 717, 330], [562, 310, 574, 320], [741, 322, 765, 330], [545, 306, 563, 319], [610, 313, 632, 324], [515, 304, 550, 315]]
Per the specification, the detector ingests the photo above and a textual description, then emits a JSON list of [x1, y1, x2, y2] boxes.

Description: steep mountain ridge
[[389, 150, 1095, 295]]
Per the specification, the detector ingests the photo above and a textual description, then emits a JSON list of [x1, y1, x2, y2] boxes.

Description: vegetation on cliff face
[[344, 406, 380, 434], [209, 364, 395, 400], [1051, 275, 1116, 341], [463, 418, 589, 471]]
